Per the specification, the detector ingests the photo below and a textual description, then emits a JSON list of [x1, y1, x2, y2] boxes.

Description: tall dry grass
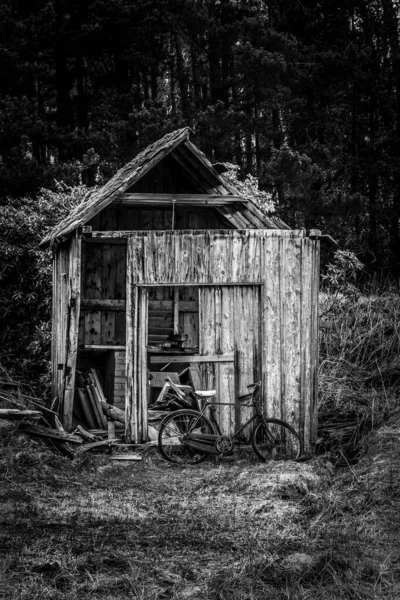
[[319, 282, 400, 421]]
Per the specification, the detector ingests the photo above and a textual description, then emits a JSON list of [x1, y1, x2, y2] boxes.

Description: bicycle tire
[[158, 409, 215, 464], [251, 418, 301, 462]]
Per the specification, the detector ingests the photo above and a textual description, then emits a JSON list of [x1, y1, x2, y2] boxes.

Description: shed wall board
[[124, 230, 319, 450]]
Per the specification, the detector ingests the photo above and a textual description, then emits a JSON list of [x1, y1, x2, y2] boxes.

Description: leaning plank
[[100, 401, 125, 424], [21, 424, 83, 443], [86, 384, 107, 428], [76, 388, 97, 429], [0, 409, 42, 420], [90, 369, 107, 403]]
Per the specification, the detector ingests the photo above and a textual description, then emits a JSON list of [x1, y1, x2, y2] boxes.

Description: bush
[[0, 184, 88, 392]]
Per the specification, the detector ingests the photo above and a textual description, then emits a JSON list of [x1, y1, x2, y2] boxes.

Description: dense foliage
[[0, 186, 86, 385], [0, 0, 400, 273]]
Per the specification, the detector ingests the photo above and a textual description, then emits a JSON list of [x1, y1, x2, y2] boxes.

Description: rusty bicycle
[[157, 379, 301, 464]]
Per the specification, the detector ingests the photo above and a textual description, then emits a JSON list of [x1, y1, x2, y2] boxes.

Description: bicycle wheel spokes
[[251, 419, 300, 462], [158, 410, 214, 464]]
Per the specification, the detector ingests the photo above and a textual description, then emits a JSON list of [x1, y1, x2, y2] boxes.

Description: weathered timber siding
[[79, 241, 127, 346], [88, 206, 229, 231], [125, 230, 319, 451], [51, 237, 82, 430], [51, 241, 70, 408], [198, 286, 260, 434]]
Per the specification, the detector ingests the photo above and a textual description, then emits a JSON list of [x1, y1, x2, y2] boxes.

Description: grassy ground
[[1, 426, 400, 600], [1, 285, 400, 599]]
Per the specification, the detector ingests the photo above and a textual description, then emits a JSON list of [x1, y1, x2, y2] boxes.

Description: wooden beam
[[113, 193, 248, 206], [150, 354, 234, 364], [83, 345, 126, 350], [63, 237, 82, 431], [173, 287, 180, 334], [81, 299, 126, 311]]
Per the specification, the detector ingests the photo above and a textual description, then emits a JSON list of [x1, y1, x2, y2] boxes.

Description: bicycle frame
[[181, 388, 263, 455]]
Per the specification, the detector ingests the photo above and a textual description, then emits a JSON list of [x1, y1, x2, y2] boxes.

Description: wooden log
[[76, 438, 119, 453], [100, 401, 125, 424], [74, 425, 99, 442], [76, 388, 97, 429], [0, 409, 42, 420], [21, 423, 84, 443]]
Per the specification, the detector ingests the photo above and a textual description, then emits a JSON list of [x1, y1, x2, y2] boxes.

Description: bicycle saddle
[[194, 390, 216, 397]]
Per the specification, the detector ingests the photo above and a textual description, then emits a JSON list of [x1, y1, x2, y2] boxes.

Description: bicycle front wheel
[[251, 418, 301, 462], [158, 409, 215, 465]]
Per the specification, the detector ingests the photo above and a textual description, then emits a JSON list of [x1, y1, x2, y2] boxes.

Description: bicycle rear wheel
[[251, 418, 301, 462], [158, 409, 215, 464]]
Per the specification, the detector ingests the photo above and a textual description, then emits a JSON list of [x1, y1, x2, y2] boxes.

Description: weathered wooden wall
[[125, 230, 319, 451], [87, 206, 229, 231], [78, 240, 126, 347], [51, 236, 82, 430]]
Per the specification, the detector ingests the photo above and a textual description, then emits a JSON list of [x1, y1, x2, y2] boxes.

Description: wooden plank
[[279, 236, 286, 423], [84, 242, 102, 345], [83, 345, 125, 350], [86, 384, 107, 429], [150, 354, 234, 364], [143, 282, 262, 288], [63, 236, 82, 431], [262, 235, 281, 419], [219, 286, 235, 435], [138, 287, 149, 441], [125, 239, 137, 442], [76, 388, 97, 429], [90, 369, 108, 404], [101, 243, 117, 344], [173, 286, 179, 334], [149, 300, 198, 311], [283, 237, 301, 433], [81, 299, 126, 310], [117, 193, 248, 205], [310, 239, 320, 449]]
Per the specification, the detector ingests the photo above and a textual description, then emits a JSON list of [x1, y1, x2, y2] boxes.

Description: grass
[[1, 428, 400, 600], [1, 283, 400, 599]]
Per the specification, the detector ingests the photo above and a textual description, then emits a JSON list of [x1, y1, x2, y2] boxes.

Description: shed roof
[[40, 127, 289, 247]]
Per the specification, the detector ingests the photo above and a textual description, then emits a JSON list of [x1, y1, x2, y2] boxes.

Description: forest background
[[1, 0, 400, 387]]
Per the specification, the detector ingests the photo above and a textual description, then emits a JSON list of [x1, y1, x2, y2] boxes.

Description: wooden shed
[[40, 128, 321, 452]]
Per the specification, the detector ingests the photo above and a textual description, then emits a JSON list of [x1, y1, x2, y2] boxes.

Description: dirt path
[[1, 438, 400, 599]]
